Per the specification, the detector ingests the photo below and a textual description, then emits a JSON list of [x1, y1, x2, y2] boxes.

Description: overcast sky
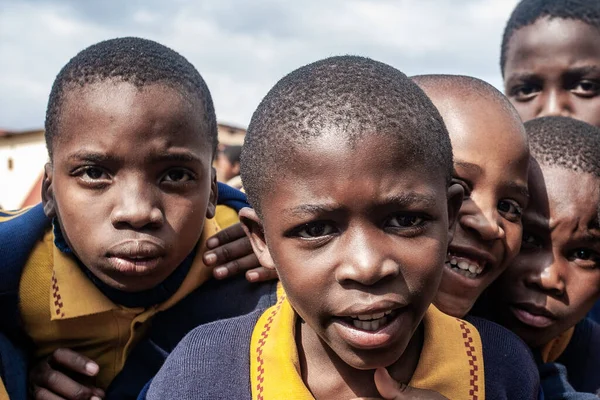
[[0, 0, 519, 131]]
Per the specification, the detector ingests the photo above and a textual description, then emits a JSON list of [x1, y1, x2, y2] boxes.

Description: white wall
[[0, 132, 48, 210]]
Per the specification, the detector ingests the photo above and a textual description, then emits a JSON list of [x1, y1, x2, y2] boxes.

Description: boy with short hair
[[0, 37, 277, 400], [144, 56, 539, 399], [487, 116, 600, 394], [501, 0, 600, 128]]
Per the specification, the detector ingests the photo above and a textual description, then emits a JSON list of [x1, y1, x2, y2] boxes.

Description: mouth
[[106, 240, 166, 276], [510, 303, 556, 329], [444, 248, 493, 280], [333, 308, 406, 349]]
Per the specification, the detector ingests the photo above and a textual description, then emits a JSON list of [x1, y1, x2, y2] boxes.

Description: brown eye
[[511, 84, 540, 101], [572, 80, 600, 98], [296, 222, 336, 238], [387, 215, 423, 228], [163, 169, 192, 182]]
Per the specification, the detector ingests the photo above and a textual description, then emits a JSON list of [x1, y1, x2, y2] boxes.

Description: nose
[[460, 202, 505, 242], [538, 89, 572, 118], [335, 227, 400, 286], [110, 179, 164, 230], [525, 253, 566, 298]]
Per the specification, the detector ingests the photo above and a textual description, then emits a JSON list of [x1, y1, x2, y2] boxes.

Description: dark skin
[[242, 132, 461, 399], [418, 85, 530, 318], [489, 163, 600, 349], [504, 17, 600, 128], [35, 80, 218, 399]]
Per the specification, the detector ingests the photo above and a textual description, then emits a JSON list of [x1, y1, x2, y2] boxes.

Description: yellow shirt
[[19, 212, 237, 390], [250, 295, 485, 400]]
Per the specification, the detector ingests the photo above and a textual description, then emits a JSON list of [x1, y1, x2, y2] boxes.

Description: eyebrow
[[454, 161, 483, 175], [505, 181, 530, 200], [285, 192, 438, 217], [67, 150, 113, 163], [565, 65, 600, 76], [146, 151, 203, 164]]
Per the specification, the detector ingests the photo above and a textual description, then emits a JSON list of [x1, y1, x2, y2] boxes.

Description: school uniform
[[0, 183, 277, 400], [541, 318, 600, 394], [143, 293, 540, 400]]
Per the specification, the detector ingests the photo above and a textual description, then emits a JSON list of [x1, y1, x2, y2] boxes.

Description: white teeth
[[384, 310, 392, 316], [458, 261, 469, 270], [468, 265, 477, 273], [371, 312, 385, 319], [358, 312, 385, 321], [352, 317, 387, 331], [450, 258, 458, 265]]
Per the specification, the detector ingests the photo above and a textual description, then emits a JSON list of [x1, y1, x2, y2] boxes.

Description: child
[[412, 74, 531, 319], [486, 116, 600, 394], [500, 0, 600, 324], [0, 37, 278, 400], [216, 145, 243, 189], [501, 0, 600, 128], [143, 56, 539, 399]]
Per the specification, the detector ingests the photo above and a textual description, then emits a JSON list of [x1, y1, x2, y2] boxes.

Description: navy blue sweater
[[143, 312, 540, 400]]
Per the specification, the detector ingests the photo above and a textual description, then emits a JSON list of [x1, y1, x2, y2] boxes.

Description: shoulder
[[466, 315, 540, 399], [557, 318, 600, 393], [145, 310, 262, 400]]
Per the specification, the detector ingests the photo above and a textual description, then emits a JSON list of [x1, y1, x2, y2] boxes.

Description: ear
[[446, 182, 464, 245], [42, 162, 57, 218], [239, 207, 276, 270], [206, 167, 217, 219]]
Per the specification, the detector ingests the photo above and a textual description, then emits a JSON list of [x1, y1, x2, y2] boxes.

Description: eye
[[386, 214, 424, 228], [451, 178, 471, 198], [571, 80, 600, 98], [498, 200, 523, 221], [521, 231, 542, 250], [295, 221, 336, 239], [163, 169, 193, 183], [510, 84, 541, 102], [78, 166, 109, 182], [568, 248, 599, 269]]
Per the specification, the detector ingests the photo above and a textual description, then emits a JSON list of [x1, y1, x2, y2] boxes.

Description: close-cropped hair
[[240, 55, 453, 215], [525, 116, 600, 177], [500, 0, 600, 76], [45, 37, 217, 159]]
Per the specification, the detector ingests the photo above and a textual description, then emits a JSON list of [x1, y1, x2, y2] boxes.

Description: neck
[[297, 320, 423, 399]]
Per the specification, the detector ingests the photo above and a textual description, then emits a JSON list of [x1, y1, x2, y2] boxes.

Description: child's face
[[504, 17, 600, 128], [243, 132, 461, 370], [491, 163, 600, 348], [43, 82, 216, 292], [433, 97, 530, 318]]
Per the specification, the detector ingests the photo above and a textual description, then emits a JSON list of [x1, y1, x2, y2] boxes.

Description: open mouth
[[445, 252, 487, 280], [342, 310, 397, 331]]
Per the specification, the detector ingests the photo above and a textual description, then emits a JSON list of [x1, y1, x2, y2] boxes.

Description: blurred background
[[0, 0, 519, 209]]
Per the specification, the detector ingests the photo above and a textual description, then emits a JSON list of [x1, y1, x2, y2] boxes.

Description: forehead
[[529, 165, 600, 224], [505, 17, 600, 74], [432, 94, 528, 171], [261, 132, 446, 215], [54, 81, 210, 159]]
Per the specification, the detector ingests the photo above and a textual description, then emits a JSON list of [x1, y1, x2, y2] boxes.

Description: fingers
[[205, 223, 246, 250], [245, 266, 279, 283], [212, 253, 260, 280], [50, 348, 99, 377], [30, 349, 104, 400]]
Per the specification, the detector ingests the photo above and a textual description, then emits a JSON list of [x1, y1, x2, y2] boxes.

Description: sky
[[0, 0, 519, 131]]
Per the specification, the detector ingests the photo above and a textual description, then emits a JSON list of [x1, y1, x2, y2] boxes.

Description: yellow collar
[[50, 219, 218, 320], [540, 326, 575, 363], [250, 296, 485, 400]]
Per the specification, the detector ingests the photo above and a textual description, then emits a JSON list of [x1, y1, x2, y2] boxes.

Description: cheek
[[574, 100, 600, 128], [503, 223, 523, 262]]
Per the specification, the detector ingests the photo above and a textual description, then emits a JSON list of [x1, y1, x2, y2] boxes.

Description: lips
[[106, 240, 166, 275], [510, 302, 557, 329], [333, 302, 409, 349]]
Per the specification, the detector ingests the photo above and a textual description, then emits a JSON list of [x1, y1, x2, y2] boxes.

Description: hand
[[203, 223, 278, 282], [29, 348, 104, 400], [353, 368, 448, 400]]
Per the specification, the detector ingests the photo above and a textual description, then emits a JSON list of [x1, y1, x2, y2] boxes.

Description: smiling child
[[487, 116, 600, 394], [501, 0, 600, 127], [412, 75, 530, 319], [144, 56, 539, 399]]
